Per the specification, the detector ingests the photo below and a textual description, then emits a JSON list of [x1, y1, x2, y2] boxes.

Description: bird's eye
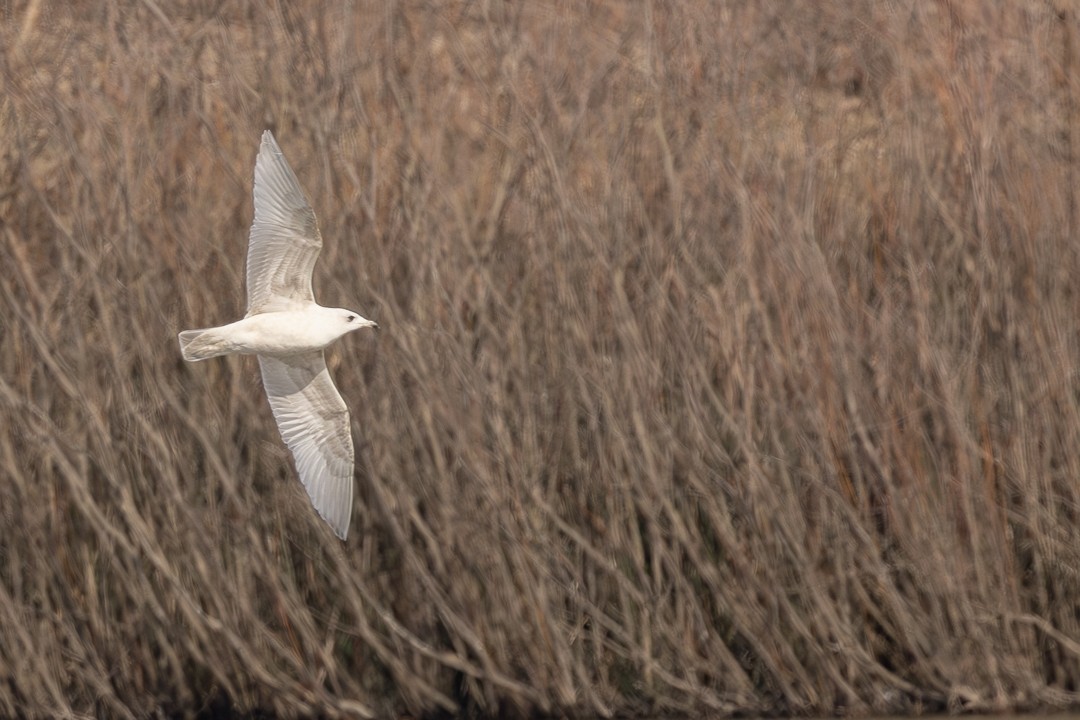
[[347, 315, 356, 322]]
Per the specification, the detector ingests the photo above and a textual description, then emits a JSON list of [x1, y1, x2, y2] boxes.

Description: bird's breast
[[225, 311, 343, 356]]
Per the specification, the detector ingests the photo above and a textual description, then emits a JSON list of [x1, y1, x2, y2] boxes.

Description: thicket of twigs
[[3, 1, 1080, 717]]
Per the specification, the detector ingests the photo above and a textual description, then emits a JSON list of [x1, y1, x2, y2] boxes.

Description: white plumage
[[178, 131, 376, 540]]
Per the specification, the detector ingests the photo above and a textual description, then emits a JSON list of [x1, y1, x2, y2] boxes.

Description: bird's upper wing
[[246, 130, 323, 314], [258, 352, 355, 539]]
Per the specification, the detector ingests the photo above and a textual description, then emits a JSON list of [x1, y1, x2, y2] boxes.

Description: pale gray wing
[[258, 353, 355, 539], [246, 130, 323, 314]]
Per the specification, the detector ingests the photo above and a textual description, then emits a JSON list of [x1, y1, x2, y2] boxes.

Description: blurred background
[[3, 1, 1080, 717]]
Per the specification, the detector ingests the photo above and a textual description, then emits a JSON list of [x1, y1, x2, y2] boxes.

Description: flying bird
[[178, 130, 376, 540]]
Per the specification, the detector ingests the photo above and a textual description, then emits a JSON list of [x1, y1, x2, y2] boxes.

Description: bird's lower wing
[[258, 352, 355, 539]]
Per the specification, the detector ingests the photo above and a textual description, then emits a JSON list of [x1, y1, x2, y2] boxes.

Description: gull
[[178, 130, 376, 540]]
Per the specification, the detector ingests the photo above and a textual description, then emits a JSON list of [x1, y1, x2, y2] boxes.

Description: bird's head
[[336, 308, 378, 333]]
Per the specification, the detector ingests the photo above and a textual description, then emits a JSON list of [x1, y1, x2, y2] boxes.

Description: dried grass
[[3, 1, 1080, 717]]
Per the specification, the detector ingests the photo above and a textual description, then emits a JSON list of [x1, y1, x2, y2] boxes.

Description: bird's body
[[180, 307, 366, 360], [178, 131, 376, 540]]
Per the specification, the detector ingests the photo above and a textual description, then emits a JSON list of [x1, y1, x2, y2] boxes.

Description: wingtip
[[311, 495, 350, 541], [260, 129, 278, 152], [330, 509, 350, 540]]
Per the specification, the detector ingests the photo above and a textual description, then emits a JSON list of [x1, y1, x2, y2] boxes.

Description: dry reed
[[3, 1, 1080, 717]]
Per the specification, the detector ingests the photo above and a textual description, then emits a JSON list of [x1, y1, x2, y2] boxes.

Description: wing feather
[[246, 131, 323, 314], [258, 353, 354, 539]]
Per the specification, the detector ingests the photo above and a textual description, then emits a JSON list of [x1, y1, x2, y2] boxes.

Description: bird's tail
[[178, 327, 234, 362]]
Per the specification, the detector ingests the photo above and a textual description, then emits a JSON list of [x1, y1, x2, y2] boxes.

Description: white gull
[[178, 130, 376, 540]]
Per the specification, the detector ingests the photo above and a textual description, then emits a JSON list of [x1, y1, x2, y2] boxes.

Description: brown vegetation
[[3, 1, 1080, 717]]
